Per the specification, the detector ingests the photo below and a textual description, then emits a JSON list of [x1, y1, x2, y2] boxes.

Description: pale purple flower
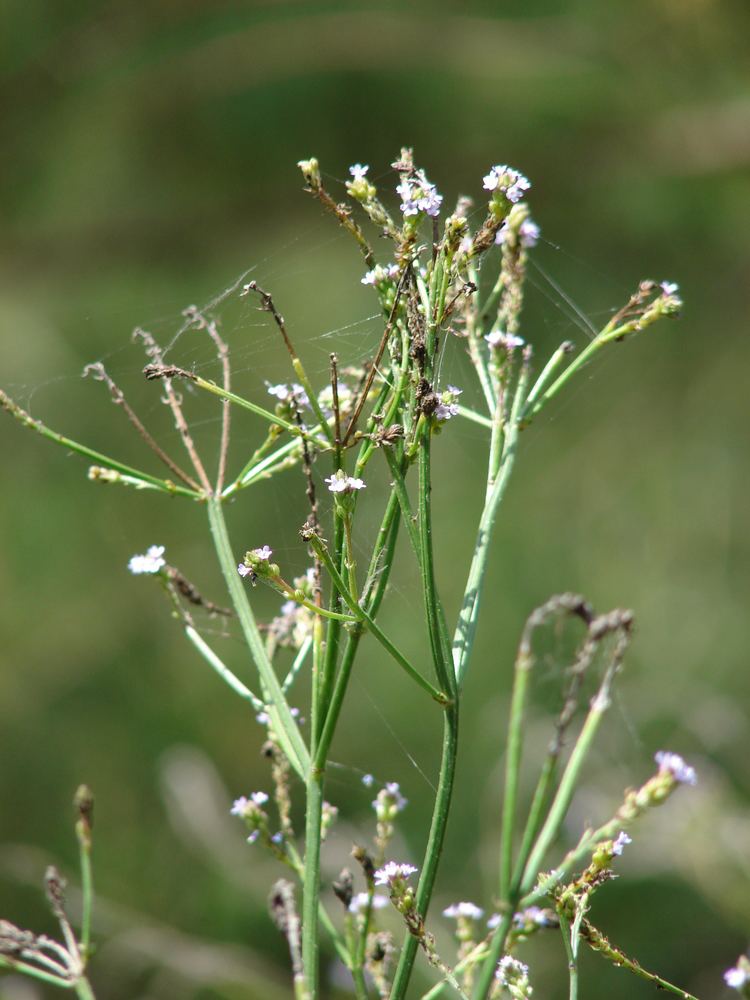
[[725, 965, 750, 989], [495, 219, 540, 248], [253, 545, 273, 562], [495, 955, 530, 985], [230, 791, 268, 817], [443, 902, 484, 921], [373, 782, 408, 819], [247, 830, 259, 844], [325, 470, 366, 494], [612, 831, 632, 856], [349, 163, 369, 181], [483, 165, 531, 203], [128, 545, 166, 575], [237, 563, 253, 578], [513, 905, 553, 928], [271, 831, 283, 844], [362, 263, 400, 286], [660, 281, 679, 296], [373, 861, 418, 886], [266, 382, 310, 408], [655, 751, 697, 786], [361, 773, 375, 787], [434, 385, 462, 423], [487, 913, 502, 929], [486, 330, 525, 350], [397, 170, 443, 218], [349, 892, 389, 914], [255, 711, 270, 725]]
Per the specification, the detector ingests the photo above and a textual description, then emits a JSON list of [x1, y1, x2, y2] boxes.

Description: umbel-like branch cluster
[[1, 150, 719, 1000]]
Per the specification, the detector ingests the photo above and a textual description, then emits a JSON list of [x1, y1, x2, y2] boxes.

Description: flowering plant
[[1, 149, 717, 999]]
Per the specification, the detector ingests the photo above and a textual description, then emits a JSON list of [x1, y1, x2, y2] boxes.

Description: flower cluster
[[496, 218, 540, 249], [654, 750, 697, 786], [495, 955, 533, 998], [725, 957, 750, 992], [397, 169, 443, 218], [266, 382, 310, 410], [373, 861, 417, 888], [483, 165, 531, 204], [325, 469, 366, 494], [230, 791, 270, 844], [433, 385, 462, 423], [237, 545, 278, 584], [362, 263, 400, 287], [486, 330, 525, 351], [128, 545, 166, 575]]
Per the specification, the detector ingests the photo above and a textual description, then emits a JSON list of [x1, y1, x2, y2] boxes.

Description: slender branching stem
[[0, 389, 200, 499], [206, 496, 309, 778]]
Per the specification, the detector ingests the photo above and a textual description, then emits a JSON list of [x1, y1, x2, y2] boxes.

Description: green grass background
[[1, 2, 749, 997]]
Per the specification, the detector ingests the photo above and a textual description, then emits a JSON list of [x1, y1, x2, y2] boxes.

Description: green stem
[[519, 679, 615, 895], [184, 625, 264, 710], [194, 377, 327, 447], [282, 636, 313, 693], [75, 977, 97, 1000], [309, 534, 447, 704], [302, 772, 323, 998], [453, 363, 529, 690], [389, 704, 459, 1000], [418, 436, 455, 698], [78, 841, 93, 964], [456, 405, 493, 429], [499, 646, 533, 901], [0, 956, 71, 989], [0, 389, 200, 499], [206, 497, 309, 778], [471, 911, 514, 1000], [559, 912, 579, 1000]]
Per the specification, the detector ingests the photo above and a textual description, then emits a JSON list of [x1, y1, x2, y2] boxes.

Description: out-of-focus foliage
[[1, 2, 748, 997]]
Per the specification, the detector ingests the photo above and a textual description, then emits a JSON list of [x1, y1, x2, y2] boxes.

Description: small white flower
[[486, 330, 525, 351], [483, 165, 531, 203], [361, 263, 400, 286], [660, 281, 679, 296], [443, 901, 484, 921], [434, 385, 462, 423], [496, 219, 540, 249], [612, 831, 632, 856], [128, 545, 166, 575], [230, 791, 268, 817], [373, 781, 408, 819], [725, 965, 750, 989], [397, 170, 443, 218], [513, 905, 553, 928], [495, 954, 530, 985], [487, 913, 502, 929], [230, 797, 249, 816], [349, 892, 389, 914], [655, 751, 697, 786], [325, 470, 366, 494], [349, 163, 369, 180], [266, 382, 310, 408], [361, 773, 375, 787], [373, 861, 418, 886]]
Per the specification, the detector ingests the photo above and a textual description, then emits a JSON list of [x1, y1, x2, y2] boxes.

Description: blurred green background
[[1, 1, 749, 997]]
